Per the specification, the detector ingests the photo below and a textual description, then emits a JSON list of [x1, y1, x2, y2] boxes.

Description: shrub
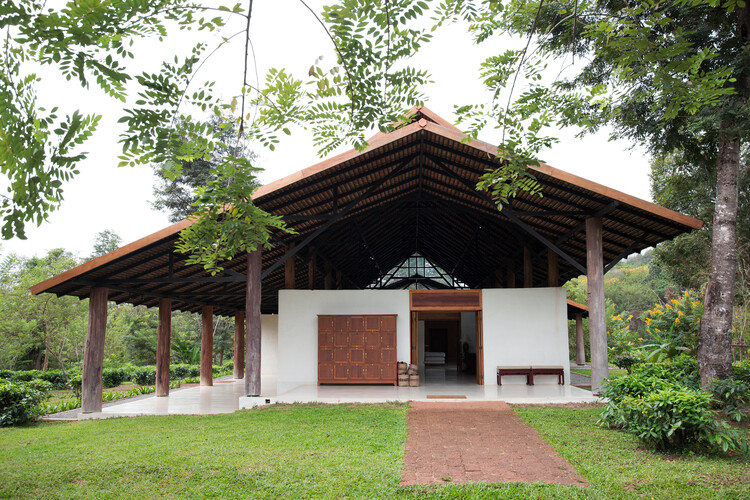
[[102, 368, 126, 389], [617, 388, 746, 453], [613, 354, 642, 374], [41, 397, 81, 415], [733, 360, 750, 384], [0, 380, 51, 426], [630, 355, 700, 389], [132, 367, 156, 386], [212, 363, 233, 377], [599, 373, 678, 406], [707, 378, 749, 422], [607, 309, 638, 357], [34, 370, 68, 390], [68, 374, 82, 396], [170, 364, 200, 380], [9, 371, 35, 382], [640, 290, 702, 361]]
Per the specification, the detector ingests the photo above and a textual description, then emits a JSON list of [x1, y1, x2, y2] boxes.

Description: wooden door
[[318, 314, 397, 385], [475, 310, 484, 385]]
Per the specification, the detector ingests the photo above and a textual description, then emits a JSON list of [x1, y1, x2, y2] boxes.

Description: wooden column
[[284, 243, 296, 289], [81, 287, 108, 414], [324, 261, 333, 290], [234, 311, 245, 379], [308, 251, 316, 290], [547, 248, 559, 287], [586, 217, 608, 392], [200, 305, 213, 386], [494, 269, 504, 288], [523, 246, 533, 288], [575, 313, 586, 365], [506, 264, 516, 288], [246, 248, 262, 397], [156, 298, 172, 397]]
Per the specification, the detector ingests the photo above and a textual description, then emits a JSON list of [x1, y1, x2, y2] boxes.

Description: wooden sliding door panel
[[318, 314, 397, 385], [319, 348, 333, 363], [318, 364, 333, 381]]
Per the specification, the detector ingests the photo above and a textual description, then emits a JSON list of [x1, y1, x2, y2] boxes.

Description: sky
[[2, 1, 653, 260]]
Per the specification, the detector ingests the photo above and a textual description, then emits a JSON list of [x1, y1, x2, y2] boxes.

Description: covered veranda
[[32, 106, 702, 416]]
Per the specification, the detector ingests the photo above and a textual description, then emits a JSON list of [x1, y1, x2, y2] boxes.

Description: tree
[[152, 115, 256, 222], [651, 150, 749, 344], [90, 230, 123, 259], [0, 249, 87, 373], [1, 1, 430, 275], [424, 0, 748, 385]]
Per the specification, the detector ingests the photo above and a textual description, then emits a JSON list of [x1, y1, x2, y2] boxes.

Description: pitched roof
[[32, 105, 702, 315]]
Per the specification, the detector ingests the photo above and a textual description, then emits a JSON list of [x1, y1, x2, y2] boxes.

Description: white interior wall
[[481, 288, 570, 385], [261, 314, 278, 377], [277, 290, 410, 393]]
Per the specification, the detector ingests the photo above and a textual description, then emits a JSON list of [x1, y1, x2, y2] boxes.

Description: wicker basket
[[397, 362, 408, 374], [397, 374, 410, 386], [409, 374, 420, 387]]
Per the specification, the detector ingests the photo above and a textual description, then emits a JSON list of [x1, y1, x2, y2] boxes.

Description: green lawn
[[571, 368, 628, 379], [1, 403, 748, 499]]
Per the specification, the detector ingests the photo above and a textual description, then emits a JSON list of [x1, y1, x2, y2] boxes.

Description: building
[[31, 106, 702, 412]]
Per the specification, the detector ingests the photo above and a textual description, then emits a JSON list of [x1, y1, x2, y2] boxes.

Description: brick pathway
[[400, 401, 587, 486]]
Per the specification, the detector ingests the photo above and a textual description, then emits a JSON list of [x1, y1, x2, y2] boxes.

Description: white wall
[[481, 288, 570, 385], [261, 314, 278, 377], [277, 290, 410, 393]]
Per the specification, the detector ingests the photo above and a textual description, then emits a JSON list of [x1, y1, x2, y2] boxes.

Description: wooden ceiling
[[31, 106, 702, 316]]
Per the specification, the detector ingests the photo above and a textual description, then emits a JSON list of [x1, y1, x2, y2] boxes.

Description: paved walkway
[[400, 401, 587, 486]]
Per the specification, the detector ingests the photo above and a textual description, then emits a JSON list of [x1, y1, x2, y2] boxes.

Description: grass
[[1, 403, 748, 498], [1, 403, 407, 499], [571, 368, 628, 379]]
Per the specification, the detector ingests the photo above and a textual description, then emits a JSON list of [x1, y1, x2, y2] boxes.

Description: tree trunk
[[697, 127, 739, 385]]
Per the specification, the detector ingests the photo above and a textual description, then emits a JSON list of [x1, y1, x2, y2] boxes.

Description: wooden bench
[[497, 366, 565, 385], [496, 366, 532, 385], [530, 366, 564, 385]]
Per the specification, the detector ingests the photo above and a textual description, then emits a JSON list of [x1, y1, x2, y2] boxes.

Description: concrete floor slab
[[78, 372, 598, 419]]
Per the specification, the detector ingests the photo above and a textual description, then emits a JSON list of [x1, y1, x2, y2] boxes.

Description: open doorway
[[419, 312, 478, 385], [409, 290, 484, 385]]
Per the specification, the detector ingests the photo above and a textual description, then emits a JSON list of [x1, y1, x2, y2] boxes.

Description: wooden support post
[[494, 269, 504, 288], [156, 298, 172, 397], [200, 305, 213, 386], [506, 264, 516, 288], [234, 311, 245, 379], [547, 248, 559, 287], [586, 217, 608, 392], [308, 250, 316, 290], [523, 246, 533, 288], [285, 243, 296, 289], [575, 313, 586, 366], [246, 248, 262, 396], [81, 287, 108, 414], [324, 261, 332, 290]]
